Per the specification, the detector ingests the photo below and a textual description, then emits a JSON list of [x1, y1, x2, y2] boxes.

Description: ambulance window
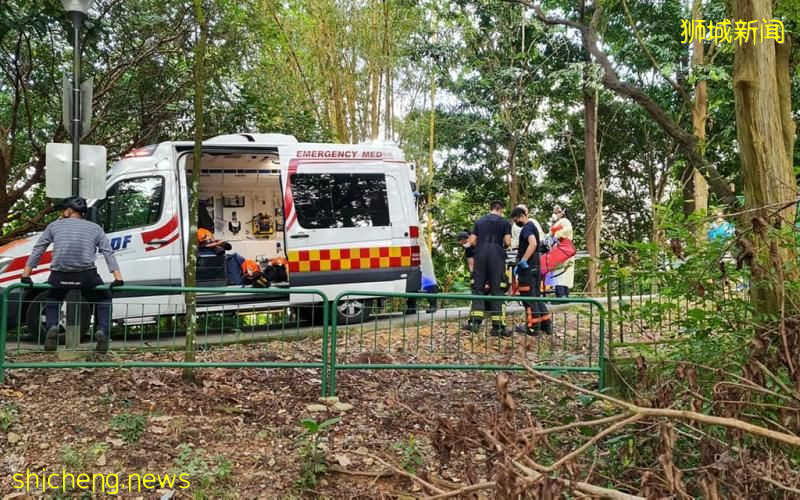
[[291, 173, 390, 229], [96, 176, 165, 233]]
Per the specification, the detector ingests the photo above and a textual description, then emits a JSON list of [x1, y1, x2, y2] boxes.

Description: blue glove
[[517, 260, 530, 270]]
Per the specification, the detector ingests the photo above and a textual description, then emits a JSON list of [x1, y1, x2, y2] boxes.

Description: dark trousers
[[46, 270, 112, 333], [518, 266, 550, 329], [555, 286, 570, 298], [471, 248, 506, 326], [406, 285, 438, 311]]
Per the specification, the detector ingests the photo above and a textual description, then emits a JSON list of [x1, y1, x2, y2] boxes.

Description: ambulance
[[0, 133, 422, 336]]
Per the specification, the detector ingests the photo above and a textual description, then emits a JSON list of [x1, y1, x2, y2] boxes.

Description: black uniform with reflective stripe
[[471, 214, 511, 326], [516, 221, 550, 332]]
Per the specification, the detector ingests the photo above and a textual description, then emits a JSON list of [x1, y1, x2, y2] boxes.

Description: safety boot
[[541, 317, 553, 335], [94, 330, 109, 353], [43, 326, 60, 352], [490, 325, 512, 337]]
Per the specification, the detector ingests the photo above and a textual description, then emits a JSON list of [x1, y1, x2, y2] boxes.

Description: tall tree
[[515, 0, 738, 207], [0, 1, 195, 244], [688, 0, 709, 217], [183, 0, 208, 382], [732, 1, 797, 316], [581, 0, 601, 292]]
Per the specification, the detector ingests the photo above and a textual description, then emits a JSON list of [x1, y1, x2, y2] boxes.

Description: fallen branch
[[521, 364, 800, 448], [425, 481, 497, 499], [328, 466, 394, 478], [512, 460, 645, 500], [542, 414, 643, 472], [761, 475, 800, 495], [350, 450, 445, 494], [519, 412, 632, 436]]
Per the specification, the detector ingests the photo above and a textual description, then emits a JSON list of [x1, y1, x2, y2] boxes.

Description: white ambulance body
[[0, 133, 422, 333]]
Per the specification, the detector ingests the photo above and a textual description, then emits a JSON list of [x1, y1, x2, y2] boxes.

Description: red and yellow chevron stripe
[[288, 246, 417, 273]]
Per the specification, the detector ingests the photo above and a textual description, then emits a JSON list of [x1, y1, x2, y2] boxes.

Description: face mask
[[462, 242, 471, 248], [515, 221, 525, 228], [551, 213, 559, 222]]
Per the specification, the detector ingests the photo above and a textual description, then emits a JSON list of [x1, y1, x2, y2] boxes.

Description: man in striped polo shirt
[[20, 196, 124, 352]]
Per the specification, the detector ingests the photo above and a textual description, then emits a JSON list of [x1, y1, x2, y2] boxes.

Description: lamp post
[[61, 0, 94, 197]]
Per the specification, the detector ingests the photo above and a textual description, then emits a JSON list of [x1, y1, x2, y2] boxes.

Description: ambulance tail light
[[409, 226, 419, 238], [123, 144, 157, 158], [411, 246, 421, 267]]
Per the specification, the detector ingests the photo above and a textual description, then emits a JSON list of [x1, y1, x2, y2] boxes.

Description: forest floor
[[0, 338, 605, 499]]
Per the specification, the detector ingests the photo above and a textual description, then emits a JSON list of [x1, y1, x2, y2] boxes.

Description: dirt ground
[[0, 340, 603, 499]]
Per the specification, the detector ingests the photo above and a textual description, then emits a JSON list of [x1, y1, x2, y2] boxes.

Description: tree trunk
[[581, 0, 601, 293], [508, 140, 518, 209], [426, 71, 436, 256], [583, 84, 601, 293], [383, 0, 392, 141], [732, 0, 797, 316], [183, 0, 208, 383], [690, 0, 708, 216]]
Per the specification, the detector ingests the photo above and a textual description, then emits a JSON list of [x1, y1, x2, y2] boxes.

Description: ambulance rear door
[[281, 145, 416, 301]]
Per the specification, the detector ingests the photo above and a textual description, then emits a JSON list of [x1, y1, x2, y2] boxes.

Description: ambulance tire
[[336, 299, 373, 325], [24, 291, 91, 344], [296, 305, 326, 326]]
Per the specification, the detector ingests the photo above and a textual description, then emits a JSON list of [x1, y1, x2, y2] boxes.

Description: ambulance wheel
[[336, 299, 373, 325], [297, 305, 326, 326], [24, 291, 91, 344]]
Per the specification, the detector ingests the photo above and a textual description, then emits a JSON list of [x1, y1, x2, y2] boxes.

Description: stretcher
[[507, 238, 577, 296]]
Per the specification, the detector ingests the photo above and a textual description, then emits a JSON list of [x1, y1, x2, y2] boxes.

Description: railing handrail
[[328, 290, 607, 394], [1, 282, 329, 299]]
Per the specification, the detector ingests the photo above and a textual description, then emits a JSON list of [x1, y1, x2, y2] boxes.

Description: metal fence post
[[320, 296, 330, 397], [328, 299, 339, 396], [0, 285, 10, 384], [598, 305, 606, 390]]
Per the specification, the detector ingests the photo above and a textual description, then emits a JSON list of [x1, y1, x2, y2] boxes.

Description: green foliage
[[602, 205, 800, 379], [0, 404, 19, 431], [171, 442, 232, 496], [110, 413, 148, 444], [390, 434, 426, 474], [60, 442, 109, 472], [293, 417, 340, 491]]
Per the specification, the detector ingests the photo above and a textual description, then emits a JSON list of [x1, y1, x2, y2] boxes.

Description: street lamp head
[[60, 0, 95, 14]]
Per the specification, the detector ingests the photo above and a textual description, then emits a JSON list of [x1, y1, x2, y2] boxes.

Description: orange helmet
[[270, 257, 288, 268], [241, 259, 261, 277], [197, 228, 214, 244]]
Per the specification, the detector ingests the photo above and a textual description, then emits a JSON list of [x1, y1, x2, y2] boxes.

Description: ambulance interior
[[187, 151, 288, 288]]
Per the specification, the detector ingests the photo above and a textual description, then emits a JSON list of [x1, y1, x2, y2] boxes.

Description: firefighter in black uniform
[[511, 206, 552, 335], [468, 201, 512, 336]]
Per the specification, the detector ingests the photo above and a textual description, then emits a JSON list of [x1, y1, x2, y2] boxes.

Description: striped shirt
[[26, 218, 120, 273]]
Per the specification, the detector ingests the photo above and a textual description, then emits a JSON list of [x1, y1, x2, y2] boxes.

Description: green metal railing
[[603, 273, 750, 344], [2, 285, 608, 397], [327, 291, 607, 396], [0, 283, 331, 393]]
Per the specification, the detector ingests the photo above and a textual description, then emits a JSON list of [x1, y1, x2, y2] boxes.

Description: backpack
[[225, 253, 246, 285]]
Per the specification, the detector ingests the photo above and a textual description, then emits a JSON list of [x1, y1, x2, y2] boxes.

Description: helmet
[[56, 196, 88, 215], [456, 231, 470, 242], [269, 257, 289, 268], [241, 259, 261, 277], [197, 228, 214, 244]]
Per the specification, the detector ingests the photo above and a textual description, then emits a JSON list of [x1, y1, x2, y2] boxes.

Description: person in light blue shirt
[[708, 209, 734, 242]]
